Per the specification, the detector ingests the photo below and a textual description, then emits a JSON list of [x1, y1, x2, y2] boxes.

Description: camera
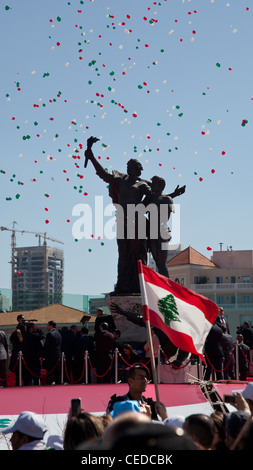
[[71, 398, 82, 416], [223, 394, 235, 404]]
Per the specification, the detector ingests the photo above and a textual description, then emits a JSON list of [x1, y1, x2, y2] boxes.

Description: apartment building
[[166, 246, 253, 338], [12, 245, 64, 311]]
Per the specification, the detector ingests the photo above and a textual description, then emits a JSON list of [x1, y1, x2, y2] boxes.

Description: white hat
[[242, 383, 253, 401], [164, 415, 185, 429], [2, 411, 48, 439], [46, 435, 64, 450]]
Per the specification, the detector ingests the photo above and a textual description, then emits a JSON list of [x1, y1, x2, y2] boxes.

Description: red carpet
[[0, 383, 208, 416]]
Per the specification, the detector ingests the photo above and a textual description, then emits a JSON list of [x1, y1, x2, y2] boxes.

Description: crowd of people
[[1, 363, 253, 452], [0, 308, 158, 387], [203, 307, 253, 381]]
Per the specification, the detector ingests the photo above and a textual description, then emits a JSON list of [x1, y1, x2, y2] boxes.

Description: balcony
[[221, 303, 253, 310], [190, 283, 253, 291]]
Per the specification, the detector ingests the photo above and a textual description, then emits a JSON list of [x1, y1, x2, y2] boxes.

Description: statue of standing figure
[[84, 137, 186, 295]]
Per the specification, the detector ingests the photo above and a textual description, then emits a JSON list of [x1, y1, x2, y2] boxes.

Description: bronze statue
[[84, 137, 186, 295], [84, 137, 151, 295]]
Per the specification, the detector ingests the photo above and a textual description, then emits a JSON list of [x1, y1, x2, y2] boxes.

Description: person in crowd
[[110, 329, 122, 384], [94, 308, 116, 339], [117, 343, 142, 382], [16, 314, 26, 338], [210, 411, 228, 450], [225, 410, 251, 450], [23, 323, 43, 386], [0, 330, 8, 388], [112, 329, 122, 353], [122, 344, 141, 366], [63, 411, 104, 450], [106, 363, 159, 420], [43, 321, 62, 385], [74, 326, 95, 383], [102, 410, 151, 447], [95, 322, 114, 383], [154, 401, 185, 428], [221, 324, 235, 380], [236, 333, 250, 381], [240, 322, 253, 349], [183, 413, 215, 450], [238, 419, 253, 450], [216, 307, 230, 334], [101, 414, 197, 452], [61, 325, 78, 383], [203, 320, 225, 381], [241, 382, 253, 413], [9, 328, 24, 386], [2, 411, 48, 450]]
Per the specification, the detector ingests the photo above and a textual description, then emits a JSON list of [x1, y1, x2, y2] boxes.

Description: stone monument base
[[159, 363, 201, 384], [106, 295, 147, 343]]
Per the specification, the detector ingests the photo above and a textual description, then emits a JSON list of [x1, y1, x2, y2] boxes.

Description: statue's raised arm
[[84, 136, 115, 185], [84, 136, 100, 168]]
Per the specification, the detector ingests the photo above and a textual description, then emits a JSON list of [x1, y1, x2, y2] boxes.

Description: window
[[243, 295, 250, 304], [242, 276, 250, 283], [216, 277, 223, 284], [231, 276, 236, 283]]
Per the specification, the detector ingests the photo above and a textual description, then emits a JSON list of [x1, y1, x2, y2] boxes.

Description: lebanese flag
[[138, 261, 218, 362]]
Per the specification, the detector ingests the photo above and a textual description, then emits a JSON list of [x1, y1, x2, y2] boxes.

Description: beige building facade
[[166, 246, 253, 339]]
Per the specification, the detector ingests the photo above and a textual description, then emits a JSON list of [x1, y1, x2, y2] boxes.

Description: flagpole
[[138, 260, 160, 403]]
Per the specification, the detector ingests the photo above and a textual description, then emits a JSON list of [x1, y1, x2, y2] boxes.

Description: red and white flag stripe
[[138, 262, 218, 362]]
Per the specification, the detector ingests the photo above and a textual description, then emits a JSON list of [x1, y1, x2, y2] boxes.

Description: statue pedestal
[[159, 363, 200, 384], [106, 295, 147, 343]]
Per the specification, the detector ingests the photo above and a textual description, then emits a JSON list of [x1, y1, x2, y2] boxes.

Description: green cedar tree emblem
[[157, 294, 181, 327], [0, 418, 12, 429]]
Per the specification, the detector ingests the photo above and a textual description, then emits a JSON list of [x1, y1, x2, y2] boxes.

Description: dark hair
[[184, 414, 215, 449], [15, 430, 38, 442], [127, 363, 150, 380], [123, 344, 136, 354], [26, 322, 34, 332], [63, 412, 104, 450], [81, 326, 89, 335], [48, 321, 56, 328]]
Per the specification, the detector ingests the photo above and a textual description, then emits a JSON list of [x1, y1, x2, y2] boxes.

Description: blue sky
[[0, 0, 252, 297]]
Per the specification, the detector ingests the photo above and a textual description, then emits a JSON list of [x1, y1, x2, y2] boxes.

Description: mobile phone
[[71, 398, 81, 416], [223, 394, 235, 404]]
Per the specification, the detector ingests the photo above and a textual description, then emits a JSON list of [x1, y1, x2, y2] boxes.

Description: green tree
[[158, 294, 181, 327]]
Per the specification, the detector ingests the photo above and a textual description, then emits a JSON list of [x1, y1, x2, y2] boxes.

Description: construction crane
[[0, 221, 64, 296]]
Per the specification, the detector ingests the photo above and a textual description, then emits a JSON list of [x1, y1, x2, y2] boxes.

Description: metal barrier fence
[[1, 343, 253, 387]]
